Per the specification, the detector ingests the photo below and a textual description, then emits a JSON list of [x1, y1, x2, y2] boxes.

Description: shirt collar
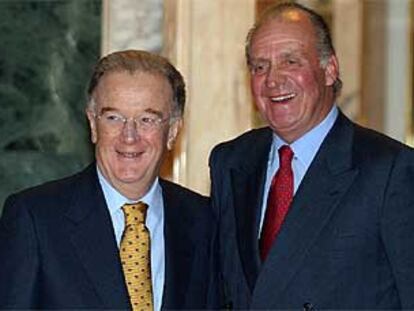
[[97, 166, 162, 217], [271, 105, 338, 167]]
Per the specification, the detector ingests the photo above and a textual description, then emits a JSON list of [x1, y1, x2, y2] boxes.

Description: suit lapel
[[231, 128, 273, 292], [63, 165, 130, 309], [161, 180, 194, 308], [253, 113, 359, 304]]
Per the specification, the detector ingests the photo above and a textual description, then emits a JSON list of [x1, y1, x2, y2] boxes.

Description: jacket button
[[303, 302, 315, 311]]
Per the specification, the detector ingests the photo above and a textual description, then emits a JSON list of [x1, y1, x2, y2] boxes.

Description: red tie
[[260, 145, 294, 261]]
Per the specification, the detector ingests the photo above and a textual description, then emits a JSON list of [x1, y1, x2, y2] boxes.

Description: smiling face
[[249, 11, 338, 143], [86, 70, 181, 200]]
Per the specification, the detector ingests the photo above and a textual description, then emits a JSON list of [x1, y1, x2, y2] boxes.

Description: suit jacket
[[0, 164, 217, 310], [209, 111, 414, 309]]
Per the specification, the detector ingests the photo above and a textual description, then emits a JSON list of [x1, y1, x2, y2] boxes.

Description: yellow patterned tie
[[120, 202, 154, 311]]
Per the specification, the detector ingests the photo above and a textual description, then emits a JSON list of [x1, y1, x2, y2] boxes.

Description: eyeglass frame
[[91, 109, 176, 134]]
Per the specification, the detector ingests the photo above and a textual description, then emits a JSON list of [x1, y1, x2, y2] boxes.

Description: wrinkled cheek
[[299, 73, 321, 93], [250, 77, 262, 96], [252, 88, 266, 112]]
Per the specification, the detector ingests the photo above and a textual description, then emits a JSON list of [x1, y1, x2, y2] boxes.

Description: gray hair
[[87, 50, 185, 117]]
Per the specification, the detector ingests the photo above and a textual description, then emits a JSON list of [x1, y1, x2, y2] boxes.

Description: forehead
[[251, 14, 317, 57], [94, 70, 173, 108]]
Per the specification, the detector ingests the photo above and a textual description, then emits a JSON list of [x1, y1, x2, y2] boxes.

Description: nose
[[121, 119, 139, 142], [265, 64, 285, 88]]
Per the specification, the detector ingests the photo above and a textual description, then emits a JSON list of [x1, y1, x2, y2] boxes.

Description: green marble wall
[[0, 0, 101, 212]]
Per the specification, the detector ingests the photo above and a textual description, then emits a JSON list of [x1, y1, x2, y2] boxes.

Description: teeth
[[270, 93, 295, 102], [119, 152, 140, 158]]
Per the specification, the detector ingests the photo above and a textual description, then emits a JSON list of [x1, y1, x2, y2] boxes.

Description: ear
[[324, 54, 339, 87], [86, 109, 98, 144], [167, 118, 182, 150]]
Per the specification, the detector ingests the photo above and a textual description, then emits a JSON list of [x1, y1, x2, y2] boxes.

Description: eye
[[102, 112, 124, 123], [138, 114, 159, 125], [251, 61, 269, 75], [285, 57, 301, 66]]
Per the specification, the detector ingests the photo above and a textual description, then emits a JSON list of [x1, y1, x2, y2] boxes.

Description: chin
[[115, 170, 144, 182]]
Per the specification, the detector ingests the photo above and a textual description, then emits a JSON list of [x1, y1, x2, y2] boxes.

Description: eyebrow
[[280, 51, 301, 58], [249, 58, 270, 66], [250, 49, 302, 62], [99, 106, 165, 118], [99, 107, 119, 114], [143, 108, 164, 118]]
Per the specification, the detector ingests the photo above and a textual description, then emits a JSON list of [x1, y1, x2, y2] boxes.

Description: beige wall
[[163, 0, 255, 195]]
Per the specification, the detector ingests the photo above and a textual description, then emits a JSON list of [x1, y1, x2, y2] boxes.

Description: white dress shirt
[[97, 169, 165, 311], [259, 105, 339, 233]]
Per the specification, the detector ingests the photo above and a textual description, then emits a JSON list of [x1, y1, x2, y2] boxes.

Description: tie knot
[[278, 145, 294, 166], [122, 202, 148, 226]]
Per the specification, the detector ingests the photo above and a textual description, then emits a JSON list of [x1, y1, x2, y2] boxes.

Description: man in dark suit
[[0, 50, 216, 310], [209, 3, 414, 309]]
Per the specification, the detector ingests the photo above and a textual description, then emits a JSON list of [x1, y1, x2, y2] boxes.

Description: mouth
[[116, 151, 143, 159], [269, 93, 296, 103]]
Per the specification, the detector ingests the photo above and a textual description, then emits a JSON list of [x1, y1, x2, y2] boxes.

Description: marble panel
[[102, 0, 163, 54], [0, 0, 101, 212]]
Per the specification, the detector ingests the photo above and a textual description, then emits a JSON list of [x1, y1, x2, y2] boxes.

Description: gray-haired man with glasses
[[0, 50, 218, 310]]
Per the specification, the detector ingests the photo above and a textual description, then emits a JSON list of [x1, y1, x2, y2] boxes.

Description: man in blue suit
[[209, 3, 414, 309], [0, 50, 217, 310]]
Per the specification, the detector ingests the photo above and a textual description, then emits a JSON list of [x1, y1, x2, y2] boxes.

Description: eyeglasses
[[94, 110, 171, 133]]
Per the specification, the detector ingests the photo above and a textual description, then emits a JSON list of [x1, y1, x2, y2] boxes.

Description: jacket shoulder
[[352, 123, 414, 158], [213, 127, 271, 152], [160, 179, 209, 206], [2, 165, 95, 216], [159, 179, 212, 229], [210, 127, 272, 164]]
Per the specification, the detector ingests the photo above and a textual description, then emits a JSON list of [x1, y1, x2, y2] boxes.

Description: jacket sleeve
[[381, 147, 414, 309], [208, 145, 231, 309], [0, 195, 40, 308]]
